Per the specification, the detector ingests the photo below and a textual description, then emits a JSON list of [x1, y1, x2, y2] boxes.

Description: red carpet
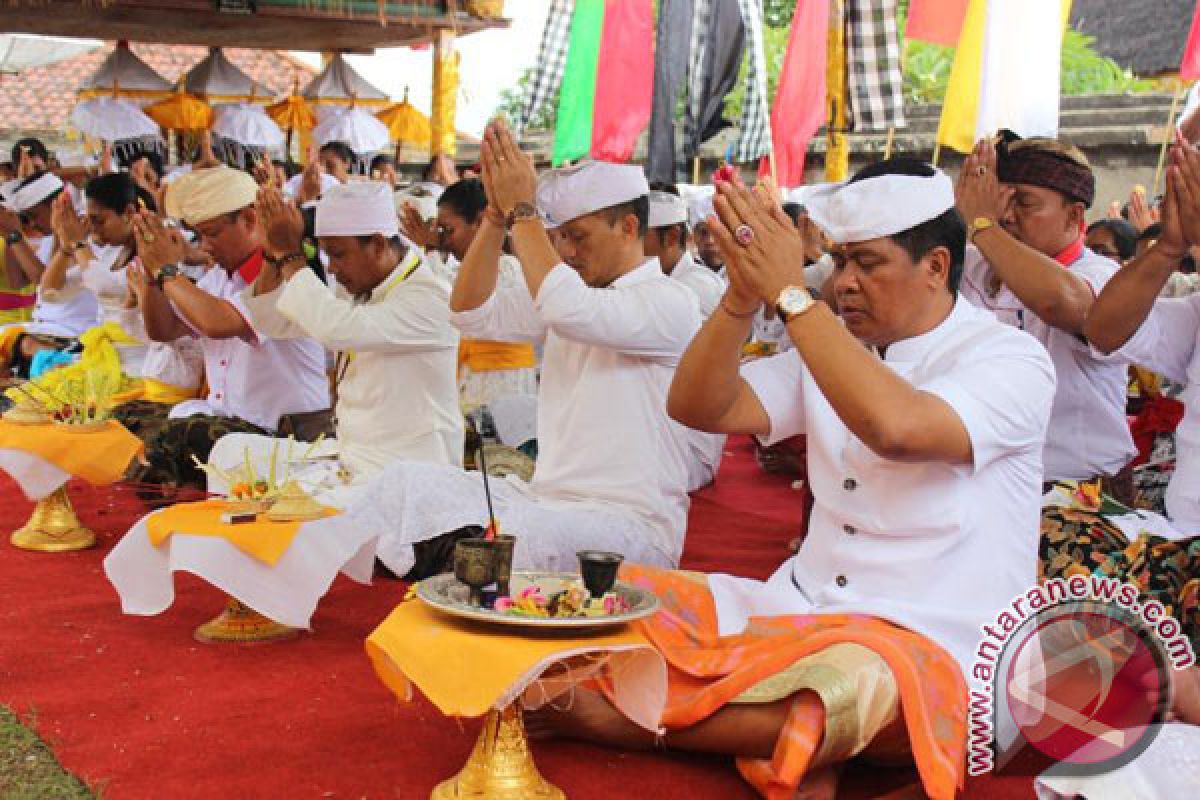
[[0, 438, 1035, 798]]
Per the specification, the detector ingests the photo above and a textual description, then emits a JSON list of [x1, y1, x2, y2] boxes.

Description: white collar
[[880, 295, 976, 364]]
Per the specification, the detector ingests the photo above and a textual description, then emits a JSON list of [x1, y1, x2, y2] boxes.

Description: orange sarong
[[600, 565, 968, 800]]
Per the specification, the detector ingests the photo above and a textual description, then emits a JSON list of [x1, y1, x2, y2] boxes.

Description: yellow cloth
[[3, 322, 139, 409], [366, 599, 660, 720], [0, 241, 35, 326], [110, 378, 200, 407], [457, 339, 537, 373], [145, 499, 340, 565], [0, 324, 25, 364], [0, 419, 143, 485]]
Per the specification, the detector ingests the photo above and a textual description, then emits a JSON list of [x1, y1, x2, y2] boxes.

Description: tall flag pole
[[825, 0, 849, 181]]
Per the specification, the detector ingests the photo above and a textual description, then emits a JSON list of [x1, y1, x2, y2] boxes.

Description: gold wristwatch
[[506, 202, 539, 229], [775, 286, 815, 323], [968, 216, 996, 242]]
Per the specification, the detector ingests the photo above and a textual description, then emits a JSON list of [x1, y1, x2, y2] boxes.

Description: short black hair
[[86, 172, 142, 214], [848, 158, 966, 293], [319, 141, 357, 166], [648, 180, 680, 196], [437, 178, 488, 224], [1086, 218, 1139, 260], [369, 154, 395, 174], [11, 137, 49, 166], [781, 202, 805, 226], [602, 195, 649, 237], [1137, 222, 1163, 243], [353, 234, 407, 255]]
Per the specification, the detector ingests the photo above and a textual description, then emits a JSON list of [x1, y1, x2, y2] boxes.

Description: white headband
[[648, 191, 687, 228], [535, 160, 649, 229], [803, 171, 956, 244], [11, 173, 63, 212], [315, 181, 400, 238]]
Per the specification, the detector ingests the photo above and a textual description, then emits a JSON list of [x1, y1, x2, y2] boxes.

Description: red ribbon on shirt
[[1054, 236, 1085, 267], [237, 249, 265, 284]]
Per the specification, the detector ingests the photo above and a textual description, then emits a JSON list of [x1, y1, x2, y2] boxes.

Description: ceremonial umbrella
[[301, 54, 389, 111], [213, 103, 286, 169], [77, 40, 172, 103], [144, 87, 213, 133], [267, 86, 318, 159], [376, 89, 432, 151], [185, 47, 268, 105], [68, 97, 161, 142], [312, 106, 391, 156]]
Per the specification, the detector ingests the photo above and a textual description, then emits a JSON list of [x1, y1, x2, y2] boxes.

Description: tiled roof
[[0, 42, 317, 134]]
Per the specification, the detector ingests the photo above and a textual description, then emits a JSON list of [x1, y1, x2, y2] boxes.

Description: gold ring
[[142, 233, 157, 244], [977, 166, 987, 176]]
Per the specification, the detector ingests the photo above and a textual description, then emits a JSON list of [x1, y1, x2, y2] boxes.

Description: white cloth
[[102, 506, 378, 629], [535, 161, 649, 228], [10, 173, 63, 212], [172, 263, 329, 431], [207, 433, 363, 509], [164, 166, 258, 226], [314, 181, 399, 238], [707, 298, 1056, 676], [960, 245, 1135, 481], [27, 237, 101, 337], [1103, 293, 1200, 531], [239, 251, 463, 475], [1035, 723, 1200, 800], [449, 258, 701, 566], [0, 448, 71, 500], [804, 170, 956, 244], [668, 252, 724, 318], [283, 172, 342, 203], [309, 461, 676, 578], [81, 243, 132, 324]]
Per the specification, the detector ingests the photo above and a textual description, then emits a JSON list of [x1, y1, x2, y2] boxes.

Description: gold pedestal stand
[[432, 704, 564, 800], [194, 597, 299, 644], [10, 486, 95, 552]]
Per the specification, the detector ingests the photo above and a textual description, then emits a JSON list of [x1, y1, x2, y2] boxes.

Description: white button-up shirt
[[709, 298, 1055, 674], [668, 252, 724, 318], [171, 259, 329, 431], [960, 245, 1134, 481], [450, 259, 701, 564], [1103, 293, 1200, 531], [241, 252, 464, 477]]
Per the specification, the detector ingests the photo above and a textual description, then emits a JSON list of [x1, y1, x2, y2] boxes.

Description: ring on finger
[[142, 233, 157, 244], [977, 165, 987, 176], [734, 224, 755, 247]]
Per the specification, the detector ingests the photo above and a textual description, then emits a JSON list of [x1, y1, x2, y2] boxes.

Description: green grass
[[0, 706, 94, 800]]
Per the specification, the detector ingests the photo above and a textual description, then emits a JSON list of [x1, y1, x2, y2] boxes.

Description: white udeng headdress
[[803, 170, 956, 244]]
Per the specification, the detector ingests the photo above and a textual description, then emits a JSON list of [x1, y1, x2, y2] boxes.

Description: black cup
[[577, 550, 624, 598]]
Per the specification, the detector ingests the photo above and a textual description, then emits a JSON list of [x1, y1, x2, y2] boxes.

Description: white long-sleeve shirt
[[450, 259, 701, 564], [668, 252, 724, 318], [241, 252, 463, 477]]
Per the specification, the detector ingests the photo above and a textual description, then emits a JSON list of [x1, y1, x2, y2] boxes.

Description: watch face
[[780, 287, 811, 313]]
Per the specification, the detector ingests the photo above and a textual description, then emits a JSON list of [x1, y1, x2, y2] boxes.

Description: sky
[[290, 2, 550, 137]]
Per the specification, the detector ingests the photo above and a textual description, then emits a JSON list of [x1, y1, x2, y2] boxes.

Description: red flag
[[590, 0, 655, 162], [1182, 1, 1200, 79], [761, 0, 829, 187], [905, 0, 970, 47]]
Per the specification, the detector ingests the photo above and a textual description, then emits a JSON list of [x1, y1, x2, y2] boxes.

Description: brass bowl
[[453, 539, 498, 607]]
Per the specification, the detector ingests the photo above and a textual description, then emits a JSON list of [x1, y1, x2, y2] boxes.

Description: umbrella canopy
[[267, 93, 317, 133], [185, 47, 268, 104], [213, 103, 285, 148], [376, 90, 431, 146], [302, 54, 389, 109], [144, 88, 213, 133], [69, 97, 161, 142], [78, 41, 172, 101], [312, 107, 390, 154]]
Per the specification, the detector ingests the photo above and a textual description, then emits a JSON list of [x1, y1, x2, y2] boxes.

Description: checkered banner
[[846, 0, 907, 132], [731, 0, 773, 163], [517, 0, 576, 133]]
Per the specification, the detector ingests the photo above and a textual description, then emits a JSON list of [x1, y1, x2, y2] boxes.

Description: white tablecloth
[[103, 509, 379, 629], [0, 447, 71, 500]]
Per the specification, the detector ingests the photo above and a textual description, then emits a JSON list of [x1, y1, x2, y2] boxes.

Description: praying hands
[[955, 138, 1014, 225], [131, 210, 188, 276], [480, 117, 537, 215]]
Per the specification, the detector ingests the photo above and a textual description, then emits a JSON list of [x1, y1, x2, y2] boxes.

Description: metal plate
[[416, 571, 659, 631]]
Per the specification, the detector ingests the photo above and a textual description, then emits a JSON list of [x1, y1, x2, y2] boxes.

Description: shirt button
[[843, 478, 857, 491], [220, 360, 227, 367], [843, 524, 856, 535], [835, 575, 848, 588]]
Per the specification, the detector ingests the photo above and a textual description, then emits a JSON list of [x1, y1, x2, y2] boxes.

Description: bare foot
[[524, 686, 657, 750], [794, 764, 843, 800]]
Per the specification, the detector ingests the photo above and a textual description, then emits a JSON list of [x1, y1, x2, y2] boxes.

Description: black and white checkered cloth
[[682, 0, 716, 155], [845, 0, 907, 132], [517, 0, 576, 133], [732, 0, 772, 163]]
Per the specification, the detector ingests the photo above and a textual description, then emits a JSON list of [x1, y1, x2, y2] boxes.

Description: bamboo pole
[[825, 0, 849, 182], [932, 142, 942, 167], [883, 126, 896, 160], [1153, 84, 1186, 198], [692, 156, 701, 185]]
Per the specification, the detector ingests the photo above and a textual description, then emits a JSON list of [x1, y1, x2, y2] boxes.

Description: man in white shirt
[[128, 166, 330, 490], [207, 181, 463, 508], [531, 161, 1055, 797], [310, 121, 700, 579], [645, 185, 726, 490], [956, 132, 1136, 500], [284, 141, 351, 205]]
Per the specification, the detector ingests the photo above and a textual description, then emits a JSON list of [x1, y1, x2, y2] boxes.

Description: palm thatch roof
[[1070, 0, 1196, 77]]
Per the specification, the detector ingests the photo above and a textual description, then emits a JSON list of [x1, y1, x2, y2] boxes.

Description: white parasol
[[213, 103, 286, 148], [312, 107, 391, 155], [68, 97, 161, 142]]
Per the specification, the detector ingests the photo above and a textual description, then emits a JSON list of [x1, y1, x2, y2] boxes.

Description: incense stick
[[476, 444, 497, 540]]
